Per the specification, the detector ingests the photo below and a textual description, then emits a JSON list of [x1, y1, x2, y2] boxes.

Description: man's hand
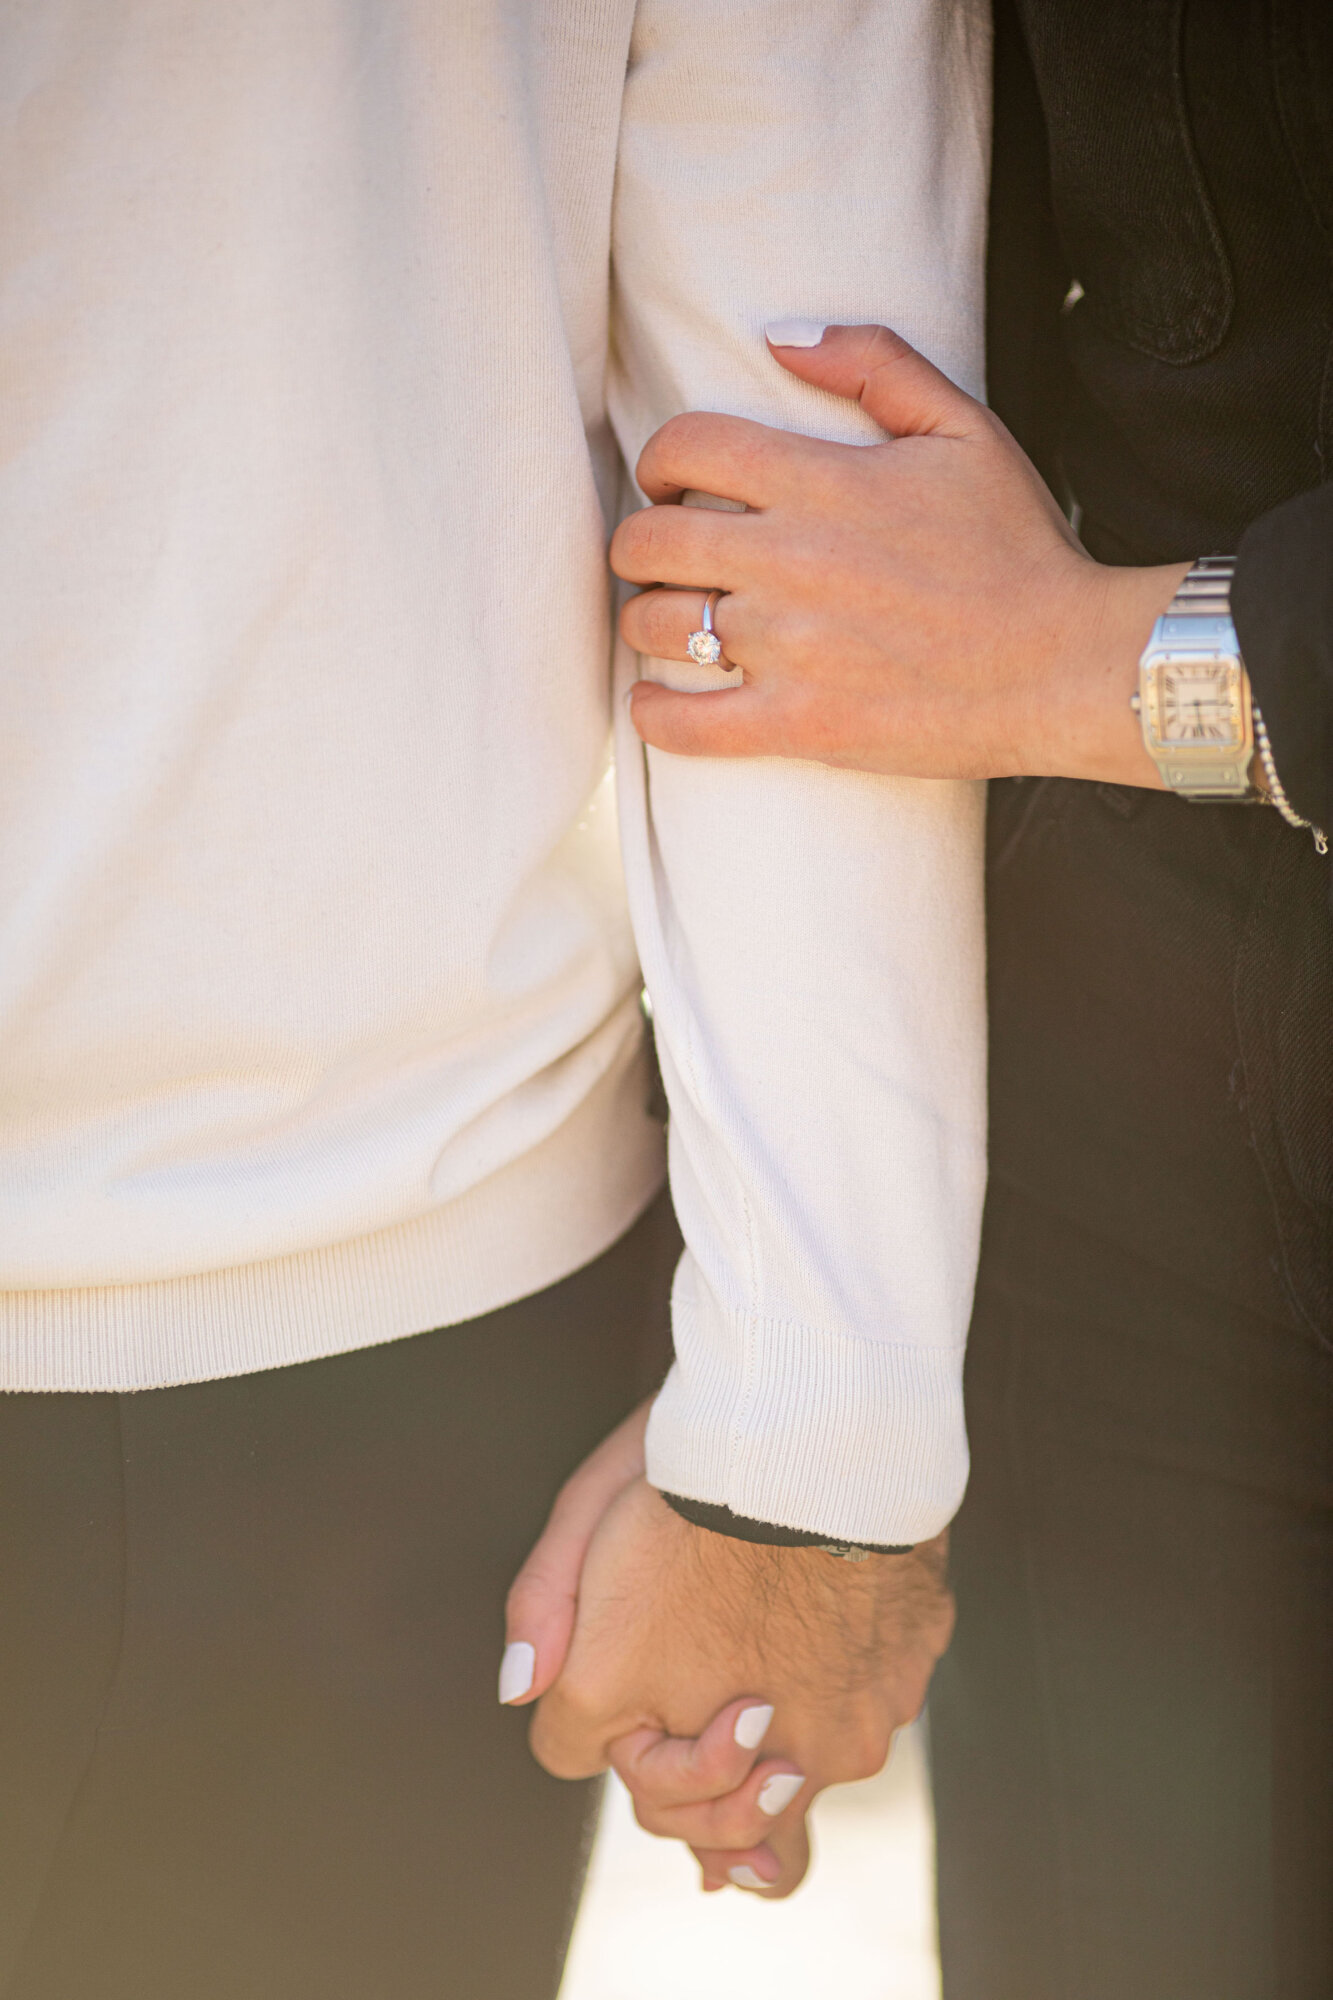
[[612, 322, 1188, 787], [504, 1457, 953, 1897]]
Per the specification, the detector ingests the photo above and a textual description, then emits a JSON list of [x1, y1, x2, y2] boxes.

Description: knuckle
[[622, 506, 693, 578], [617, 596, 644, 645], [768, 601, 822, 662], [618, 600, 650, 652], [654, 409, 715, 468], [635, 507, 683, 569], [560, 1671, 614, 1731], [616, 1750, 677, 1805], [618, 510, 664, 574], [864, 322, 911, 367], [693, 1778, 769, 1846], [691, 1738, 738, 1794], [528, 1706, 599, 1783], [847, 1731, 893, 1784], [526, 1722, 574, 1780], [613, 508, 654, 568], [827, 1717, 893, 1786], [548, 1671, 606, 1729], [719, 1800, 769, 1849], [641, 590, 685, 648]]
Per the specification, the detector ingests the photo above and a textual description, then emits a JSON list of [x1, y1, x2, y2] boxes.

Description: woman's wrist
[[1024, 559, 1190, 788]]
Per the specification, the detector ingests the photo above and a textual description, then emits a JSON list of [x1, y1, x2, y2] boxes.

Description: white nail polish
[[498, 1641, 535, 1704], [733, 1704, 774, 1751], [764, 317, 828, 348], [729, 1865, 769, 1891], [758, 1771, 804, 1816]]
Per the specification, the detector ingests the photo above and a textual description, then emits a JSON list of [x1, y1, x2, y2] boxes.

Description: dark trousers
[[932, 780, 1333, 2000], [0, 1191, 678, 2000]]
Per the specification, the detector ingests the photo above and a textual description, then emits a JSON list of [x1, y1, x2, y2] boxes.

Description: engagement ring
[[686, 589, 732, 669]]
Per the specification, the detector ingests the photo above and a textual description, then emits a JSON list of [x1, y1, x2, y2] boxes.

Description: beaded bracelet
[[1251, 700, 1329, 855]]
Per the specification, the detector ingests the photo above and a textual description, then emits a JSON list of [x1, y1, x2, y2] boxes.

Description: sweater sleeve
[[606, 0, 992, 1547], [1233, 482, 1333, 848]]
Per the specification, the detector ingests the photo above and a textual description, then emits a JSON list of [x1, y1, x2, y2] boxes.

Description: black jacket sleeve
[[1233, 482, 1333, 842]]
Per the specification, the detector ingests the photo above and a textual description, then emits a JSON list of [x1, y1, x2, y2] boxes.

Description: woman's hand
[[612, 323, 1186, 787], [499, 1398, 654, 1709]]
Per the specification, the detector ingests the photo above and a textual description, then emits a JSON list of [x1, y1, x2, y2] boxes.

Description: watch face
[[1149, 657, 1245, 750]]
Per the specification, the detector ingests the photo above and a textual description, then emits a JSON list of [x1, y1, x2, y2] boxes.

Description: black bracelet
[[660, 1490, 912, 1558]]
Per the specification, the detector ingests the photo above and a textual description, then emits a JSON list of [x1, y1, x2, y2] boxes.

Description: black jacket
[[982, 0, 1332, 1354], [989, 0, 1333, 849]]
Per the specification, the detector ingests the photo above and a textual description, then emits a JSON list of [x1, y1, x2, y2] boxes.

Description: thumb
[[764, 321, 984, 442], [500, 1399, 652, 1707]]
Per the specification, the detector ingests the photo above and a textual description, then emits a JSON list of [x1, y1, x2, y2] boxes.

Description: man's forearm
[[608, 20, 989, 1551]]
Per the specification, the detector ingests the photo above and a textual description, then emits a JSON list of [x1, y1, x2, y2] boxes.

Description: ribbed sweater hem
[[0, 1040, 666, 1392], [644, 1263, 969, 1547]]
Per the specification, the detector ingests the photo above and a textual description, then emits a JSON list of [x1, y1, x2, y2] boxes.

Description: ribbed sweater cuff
[[643, 1268, 969, 1548]]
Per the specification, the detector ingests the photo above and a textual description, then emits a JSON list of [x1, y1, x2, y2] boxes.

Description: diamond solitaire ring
[[686, 589, 734, 670]]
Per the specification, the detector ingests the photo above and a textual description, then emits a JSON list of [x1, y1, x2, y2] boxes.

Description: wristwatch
[[1131, 557, 1257, 800], [1133, 557, 1329, 851]]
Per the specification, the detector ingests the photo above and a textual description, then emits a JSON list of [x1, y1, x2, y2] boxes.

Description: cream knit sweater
[[0, 0, 990, 1545]]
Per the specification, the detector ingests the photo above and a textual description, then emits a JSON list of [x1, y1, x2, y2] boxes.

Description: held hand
[[612, 323, 1187, 786], [502, 1416, 804, 1891], [499, 1399, 654, 1708], [512, 1474, 953, 1898]]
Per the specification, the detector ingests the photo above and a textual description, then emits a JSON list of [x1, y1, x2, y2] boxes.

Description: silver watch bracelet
[[1178, 555, 1327, 855]]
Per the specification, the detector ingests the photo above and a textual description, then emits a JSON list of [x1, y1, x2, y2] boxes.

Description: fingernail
[[729, 1864, 770, 1890], [734, 1704, 774, 1750], [623, 685, 638, 711], [758, 1771, 804, 1816], [498, 1641, 535, 1704], [765, 318, 827, 348]]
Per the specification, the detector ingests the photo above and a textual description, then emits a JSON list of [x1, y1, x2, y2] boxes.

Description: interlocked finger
[[695, 1842, 782, 1894], [610, 1696, 778, 1811], [693, 1812, 812, 1899], [628, 1757, 808, 1850]]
